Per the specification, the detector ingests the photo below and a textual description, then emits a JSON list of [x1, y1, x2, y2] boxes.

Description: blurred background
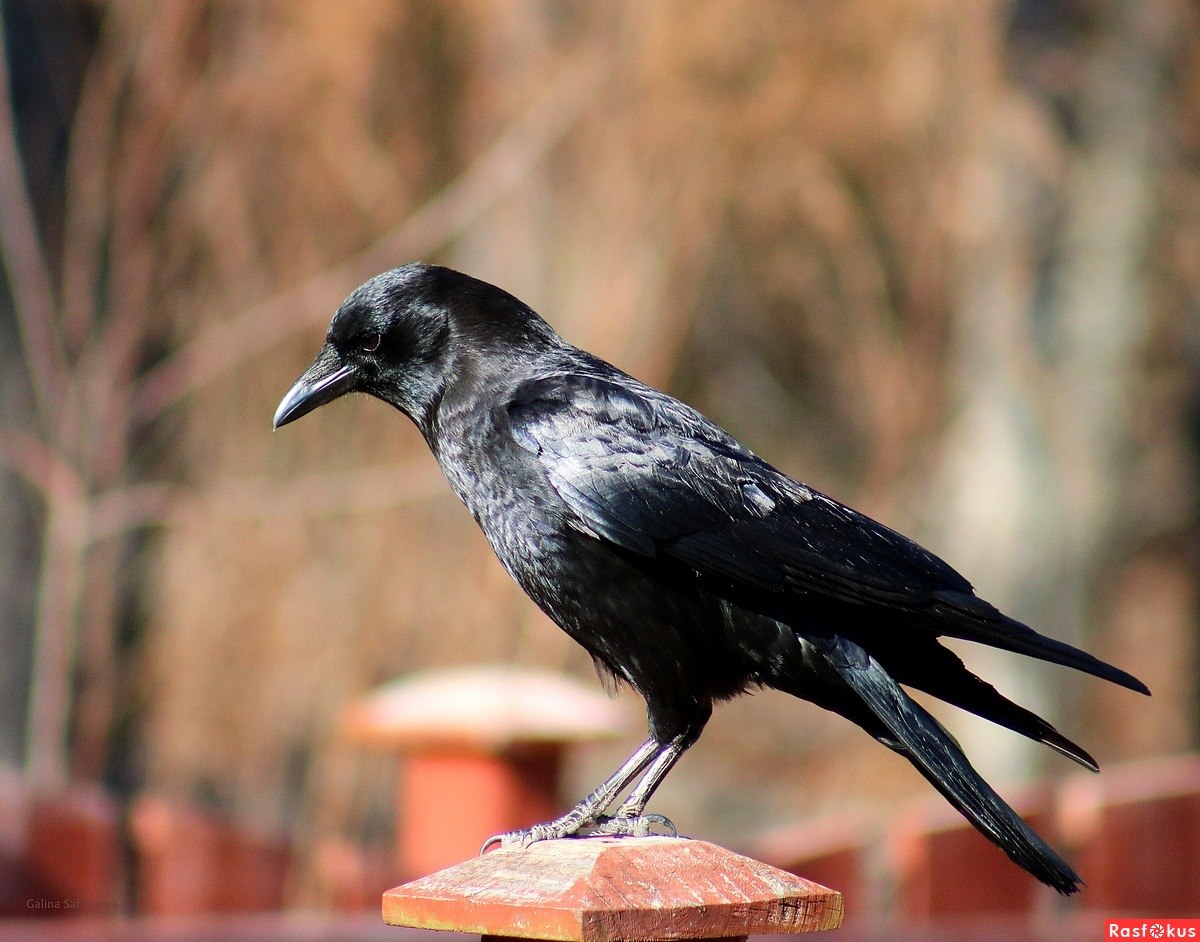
[[1, 0, 1198, 937]]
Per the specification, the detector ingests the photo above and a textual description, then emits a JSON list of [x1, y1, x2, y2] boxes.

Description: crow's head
[[273, 264, 470, 430], [275, 263, 562, 431]]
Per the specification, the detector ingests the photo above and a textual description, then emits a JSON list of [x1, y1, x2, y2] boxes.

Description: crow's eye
[[360, 332, 381, 353]]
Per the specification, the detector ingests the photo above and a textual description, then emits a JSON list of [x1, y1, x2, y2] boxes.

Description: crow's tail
[[820, 636, 1082, 895], [872, 638, 1098, 771], [930, 590, 1149, 695]]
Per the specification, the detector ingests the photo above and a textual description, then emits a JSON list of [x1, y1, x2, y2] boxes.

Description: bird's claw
[[480, 832, 506, 853], [592, 812, 679, 838], [480, 812, 594, 854], [480, 826, 545, 853], [481, 811, 680, 853]]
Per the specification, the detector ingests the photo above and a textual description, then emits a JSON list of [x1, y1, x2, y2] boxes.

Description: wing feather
[[504, 369, 1149, 697], [506, 371, 969, 608]]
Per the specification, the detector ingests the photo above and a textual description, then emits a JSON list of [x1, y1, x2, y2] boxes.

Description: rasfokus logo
[[1107, 920, 1200, 939]]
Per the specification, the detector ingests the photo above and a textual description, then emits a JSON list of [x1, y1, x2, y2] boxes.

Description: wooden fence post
[[383, 836, 842, 941]]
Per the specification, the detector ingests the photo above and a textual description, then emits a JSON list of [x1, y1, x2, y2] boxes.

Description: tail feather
[[880, 640, 1098, 771], [931, 591, 1150, 696], [822, 636, 1082, 894]]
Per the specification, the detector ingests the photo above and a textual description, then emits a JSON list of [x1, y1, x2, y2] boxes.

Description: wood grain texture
[[382, 837, 843, 940]]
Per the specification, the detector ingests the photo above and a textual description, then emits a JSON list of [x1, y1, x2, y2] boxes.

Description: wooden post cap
[[382, 836, 843, 940]]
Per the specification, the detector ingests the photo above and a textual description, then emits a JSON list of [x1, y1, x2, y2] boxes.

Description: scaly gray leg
[[481, 737, 660, 851], [592, 733, 690, 837]]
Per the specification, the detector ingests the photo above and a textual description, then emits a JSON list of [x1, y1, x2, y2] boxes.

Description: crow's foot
[[481, 806, 598, 852], [480, 810, 680, 853], [592, 812, 678, 838]]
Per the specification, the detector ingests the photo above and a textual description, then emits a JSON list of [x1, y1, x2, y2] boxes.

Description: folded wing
[[505, 370, 1147, 697]]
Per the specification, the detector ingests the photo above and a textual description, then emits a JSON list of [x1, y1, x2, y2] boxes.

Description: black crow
[[274, 264, 1148, 893]]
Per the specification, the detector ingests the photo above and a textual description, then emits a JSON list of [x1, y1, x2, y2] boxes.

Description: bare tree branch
[[0, 9, 70, 430], [23, 475, 85, 789], [84, 482, 178, 544], [188, 460, 448, 522], [59, 6, 128, 353], [0, 426, 79, 499]]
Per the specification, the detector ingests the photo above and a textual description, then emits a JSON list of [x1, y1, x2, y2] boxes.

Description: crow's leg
[[591, 731, 691, 837], [482, 737, 660, 851]]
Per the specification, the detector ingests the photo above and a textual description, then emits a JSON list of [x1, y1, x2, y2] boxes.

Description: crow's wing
[[505, 371, 970, 607], [505, 370, 1148, 695]]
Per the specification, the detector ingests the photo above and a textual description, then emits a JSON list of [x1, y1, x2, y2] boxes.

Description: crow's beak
[[273, 345, 359, 429]]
